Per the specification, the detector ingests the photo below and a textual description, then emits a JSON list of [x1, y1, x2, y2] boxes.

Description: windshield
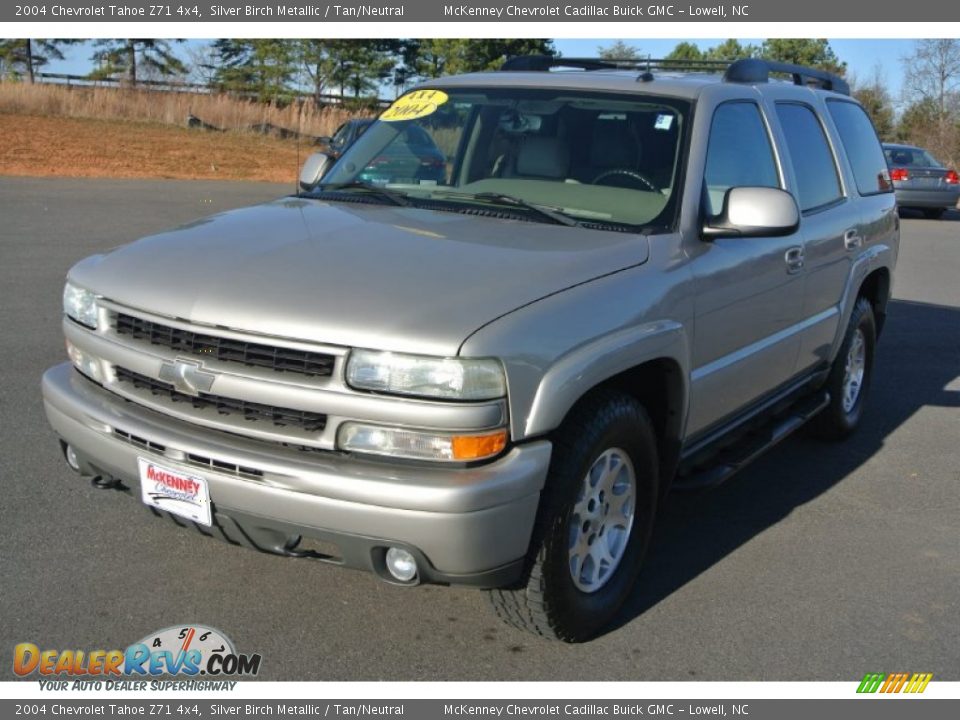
[[317, 87, 689, 230]]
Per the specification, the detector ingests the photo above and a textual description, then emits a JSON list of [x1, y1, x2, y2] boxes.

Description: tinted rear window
[[828, 100, 892, 195], [883, 146, 944, 168], [776, 103, 843, 212]]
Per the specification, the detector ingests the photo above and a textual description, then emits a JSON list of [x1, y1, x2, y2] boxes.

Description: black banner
[[3, 0, 957, 23]]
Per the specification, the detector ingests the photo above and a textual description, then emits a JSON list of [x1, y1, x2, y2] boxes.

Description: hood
[[70, 197, 649, 355]]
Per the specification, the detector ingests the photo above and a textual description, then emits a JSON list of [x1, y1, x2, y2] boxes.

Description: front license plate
[[138, 457, 212, 527]]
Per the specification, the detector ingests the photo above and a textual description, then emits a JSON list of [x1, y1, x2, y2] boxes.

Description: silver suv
[[42, 57, 899, 642]]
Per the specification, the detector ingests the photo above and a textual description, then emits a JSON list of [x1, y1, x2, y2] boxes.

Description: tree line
[[1, 37, 958, 166], [0, 39, 555, 101], [604, 38, 960, 167]]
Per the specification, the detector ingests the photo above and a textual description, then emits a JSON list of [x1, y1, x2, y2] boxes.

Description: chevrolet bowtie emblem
[[158, 359, 216, 396]]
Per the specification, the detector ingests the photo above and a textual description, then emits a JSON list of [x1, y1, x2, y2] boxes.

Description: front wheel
[[487, 390, 658, 642], [808, 296, 877, 440]]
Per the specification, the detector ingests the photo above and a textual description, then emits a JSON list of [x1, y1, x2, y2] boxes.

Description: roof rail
[[500, 55, 730, 73], [724, 58, 850, 95], [499, 55, 851, 96]]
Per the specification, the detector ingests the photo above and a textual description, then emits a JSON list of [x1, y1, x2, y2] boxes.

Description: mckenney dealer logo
[[14, 625, 261, 682]]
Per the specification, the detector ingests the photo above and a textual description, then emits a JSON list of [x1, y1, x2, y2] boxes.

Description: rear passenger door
[[772, 99, 874, 373], [686, 100, 808, 438]]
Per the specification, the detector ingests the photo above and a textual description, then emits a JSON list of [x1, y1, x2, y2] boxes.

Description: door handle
[[844, 229, 863, 250], [784, 246, 805, 274]]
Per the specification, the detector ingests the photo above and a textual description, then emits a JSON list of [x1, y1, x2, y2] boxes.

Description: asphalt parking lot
[[1, 177, 957, 681]]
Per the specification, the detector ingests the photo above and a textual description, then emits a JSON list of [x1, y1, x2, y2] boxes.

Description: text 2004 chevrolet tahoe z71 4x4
[[43, 57, 898, 642]]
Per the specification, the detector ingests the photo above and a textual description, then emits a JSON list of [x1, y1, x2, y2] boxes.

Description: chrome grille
[[114, 313, 335, 378], [114, 367, 327, 433]]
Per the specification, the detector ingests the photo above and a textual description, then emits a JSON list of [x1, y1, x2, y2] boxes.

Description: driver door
[[686, 100, 807, 438]]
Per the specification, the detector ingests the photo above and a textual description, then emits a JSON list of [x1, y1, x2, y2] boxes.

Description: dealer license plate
[[138, 457, 212, 527]]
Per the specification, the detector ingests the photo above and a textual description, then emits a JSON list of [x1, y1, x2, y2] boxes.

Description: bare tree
[[904, 39, 960, 116], [850, 64, 896, 141], [186, 42, 220, 88], [901, 40, 960, 166]]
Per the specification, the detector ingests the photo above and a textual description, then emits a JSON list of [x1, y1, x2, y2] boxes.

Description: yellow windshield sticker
[[380, 90, 449, 122]]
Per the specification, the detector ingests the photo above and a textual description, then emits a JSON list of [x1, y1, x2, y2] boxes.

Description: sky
[[43, 38, 917, 109]]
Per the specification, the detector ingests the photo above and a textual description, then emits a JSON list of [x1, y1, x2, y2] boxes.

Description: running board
[[673, 391, 830, 491]]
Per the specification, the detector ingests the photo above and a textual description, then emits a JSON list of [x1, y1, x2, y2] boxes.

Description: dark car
[[883, 143, 960, 219], [316, 118, 374, 159], [356, 124, 447, 184]]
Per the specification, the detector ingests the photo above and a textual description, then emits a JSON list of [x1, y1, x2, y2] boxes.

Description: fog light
[[64, 443, 81, 472], [65, 339, 103, 383], [385, 547, 418, 582]]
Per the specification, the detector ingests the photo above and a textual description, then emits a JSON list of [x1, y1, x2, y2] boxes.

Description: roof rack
[[724, 58, 849, 95], [500, 56, 730, 73], [499, 55, 850, 96]]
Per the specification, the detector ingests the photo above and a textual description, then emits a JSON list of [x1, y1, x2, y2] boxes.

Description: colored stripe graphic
[[857, 672, 932, 693], [904, 673, 933, 693], [857, 672, 885, 693], [881, 672, 908, 693]]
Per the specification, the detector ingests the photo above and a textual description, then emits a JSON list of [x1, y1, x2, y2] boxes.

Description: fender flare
[[523, 320, 690, 439]]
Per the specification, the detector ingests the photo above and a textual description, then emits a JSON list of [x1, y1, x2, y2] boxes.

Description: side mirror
[[315, 135, 332, 145], [299, 152, 335, 191], [703, 187, 800, 239]]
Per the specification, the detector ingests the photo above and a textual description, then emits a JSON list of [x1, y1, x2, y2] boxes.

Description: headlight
[[346, 350, 506, 401], [63, 281, 99, 329], [338, 423, 508, 462]]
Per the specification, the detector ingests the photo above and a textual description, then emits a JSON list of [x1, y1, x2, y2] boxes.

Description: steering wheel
[[591, 168, 659, 192]]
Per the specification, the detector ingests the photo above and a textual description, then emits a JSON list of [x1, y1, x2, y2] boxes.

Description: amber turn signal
[[451, 429, 509, 461]]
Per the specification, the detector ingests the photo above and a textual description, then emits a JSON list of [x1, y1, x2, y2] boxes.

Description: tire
[[808, 296, 876, 441], [487, 390, 658, 642], [922, 208, 945, 220]]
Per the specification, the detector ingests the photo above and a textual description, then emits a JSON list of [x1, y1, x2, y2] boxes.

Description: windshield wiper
[[317, 181, 411, 207], [434, 190, 581, 227]]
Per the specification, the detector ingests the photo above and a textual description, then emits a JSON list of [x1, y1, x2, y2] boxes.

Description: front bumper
[[42, 363, 550, 587], [894, 187, 960, 209]]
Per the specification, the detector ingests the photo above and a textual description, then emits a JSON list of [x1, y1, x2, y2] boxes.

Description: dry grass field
[[0, 82, 361, 135], [0, 114, 312, 182], [0, 82, 373, 182]]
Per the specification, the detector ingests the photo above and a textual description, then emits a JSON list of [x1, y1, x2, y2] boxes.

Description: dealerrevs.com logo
[[14, 625, 261, 690], [857, 672, 933, 694]]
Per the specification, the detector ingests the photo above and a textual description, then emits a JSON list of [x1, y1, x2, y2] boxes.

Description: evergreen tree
[[851, 69, 895, 141], [597, 41, 642, 62], [406, 39, 554, 80], [462, 39, 556, 72], [212, 39, 297, 101], [705, 39, 759, 61], [0, 39, 79, 83], [90, 39, 187, 86], [760, 39, 846, 76], [295, 40, 401, 101], [665, 42, 704, 62]]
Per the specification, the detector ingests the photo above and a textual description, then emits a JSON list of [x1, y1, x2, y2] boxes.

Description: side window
[[776, 103, 843, 212], [827, 100, 892, 195], [704, 102, 780, 216], [331, 123, 350, 150]]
